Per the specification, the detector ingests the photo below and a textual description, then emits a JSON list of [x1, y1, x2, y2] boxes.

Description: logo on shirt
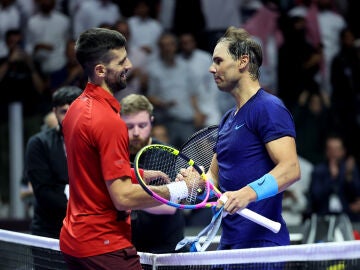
[[235, 123, 245, 130]]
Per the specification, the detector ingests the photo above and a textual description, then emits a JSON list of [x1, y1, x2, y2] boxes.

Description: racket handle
[[236, 208, 281, 233], [220, 195, 281, 233]]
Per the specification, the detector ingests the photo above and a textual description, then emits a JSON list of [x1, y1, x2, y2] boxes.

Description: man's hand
[[143, 170, 171, 184]]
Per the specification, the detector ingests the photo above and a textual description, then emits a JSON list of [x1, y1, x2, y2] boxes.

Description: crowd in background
[[1, 0, 360, 227]]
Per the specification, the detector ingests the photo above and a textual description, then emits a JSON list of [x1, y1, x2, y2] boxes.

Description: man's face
[[53, 104, 70, 124], [209, 41, 240, 92], [326, 138, 345, 162], [122, 111, 152, 155], [104, 48, 132, 93]]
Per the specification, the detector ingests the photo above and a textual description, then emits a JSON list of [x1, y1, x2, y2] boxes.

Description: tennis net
[[1, 228, 360, 269]]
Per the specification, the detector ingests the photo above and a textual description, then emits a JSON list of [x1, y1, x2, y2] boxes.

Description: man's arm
[[220, 136, 301, 214]]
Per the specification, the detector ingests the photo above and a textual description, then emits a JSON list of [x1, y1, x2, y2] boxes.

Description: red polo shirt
[[60, 82, 132, 257]]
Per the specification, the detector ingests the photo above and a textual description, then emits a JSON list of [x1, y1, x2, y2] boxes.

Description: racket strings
[[185, 169, 206, 204], [140, 148, 178, 185], [140, 146, 206, 206], [180, 127, 218, 173]]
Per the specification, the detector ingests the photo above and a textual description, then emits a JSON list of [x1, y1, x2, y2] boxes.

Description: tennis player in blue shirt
[[208, 26, 301, 250]]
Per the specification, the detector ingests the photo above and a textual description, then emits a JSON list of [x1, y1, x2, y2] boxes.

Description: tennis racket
[[134, 142, 281, 233]]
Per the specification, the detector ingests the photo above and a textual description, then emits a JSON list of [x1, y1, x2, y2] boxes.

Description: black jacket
[[24, 127, 68, 238]]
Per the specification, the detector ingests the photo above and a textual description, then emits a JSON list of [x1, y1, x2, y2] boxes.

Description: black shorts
[[62, 246, 142, 270]]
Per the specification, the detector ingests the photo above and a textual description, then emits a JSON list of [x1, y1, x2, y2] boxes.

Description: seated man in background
[[309, 134, 360, 222], [120, 93, 186, 253]]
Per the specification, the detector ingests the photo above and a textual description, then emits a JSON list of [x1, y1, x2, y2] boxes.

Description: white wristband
[[167, 181, 189, 202]]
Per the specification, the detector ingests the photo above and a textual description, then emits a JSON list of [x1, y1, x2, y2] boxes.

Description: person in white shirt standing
[[25, 0, 70, 83], [72, 0, 121, 39], [128, 0, 163, 55], [0, 0, 21, 58]]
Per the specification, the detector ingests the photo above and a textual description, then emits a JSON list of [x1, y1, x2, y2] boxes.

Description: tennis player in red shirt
[[59, 28, 193, 270]]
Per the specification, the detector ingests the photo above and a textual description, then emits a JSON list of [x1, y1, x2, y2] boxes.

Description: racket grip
[[235, 208, 281, 233]]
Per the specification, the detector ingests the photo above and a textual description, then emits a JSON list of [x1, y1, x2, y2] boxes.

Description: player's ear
[[150, 115, 154, 123], [238, 54, 249, 70], [95, 64, 106, 78]]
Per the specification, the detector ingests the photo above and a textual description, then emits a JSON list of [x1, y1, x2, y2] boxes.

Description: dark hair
[[52, 86, 83, 107], [217, 26, 263, 80], [75, 27, 127, 76], [5, 29, 22, 40]]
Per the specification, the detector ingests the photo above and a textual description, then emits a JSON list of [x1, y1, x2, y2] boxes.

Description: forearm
[[143, 204, 176, 215], [108, 177, 183, 211], [268, 160, 301, 193]]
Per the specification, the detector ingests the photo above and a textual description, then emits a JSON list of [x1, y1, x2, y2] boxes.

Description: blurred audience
[[72, 0, 121, 39], [146, 32, 204, 148], [330, 27, 360, 161], [49, 38, 86, 91], [200, 0, 243, 53], [178, 32, 222, 127], [127, 0, 163, 55], [25, 0, 71, 94], [277, 12, 322, 111], [293, 89, 331, 165], [243, 0, 283, 93], [308, 134, 360, 222], [0, 0, 21, 58]]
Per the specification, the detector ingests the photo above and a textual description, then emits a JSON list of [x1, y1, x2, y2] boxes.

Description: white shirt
[[72, 0, 121, 39], [147, 57, 197, 121], [201, 0, 242, 30], [179, 49, 221, 126], [25, 11, 70, 73], [0, 4, 21, 57], [128, 16, 163, 54]]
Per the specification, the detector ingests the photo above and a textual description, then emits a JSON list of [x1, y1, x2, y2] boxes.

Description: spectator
[[308, 134, 360, 222], [0, 28, 47, 201], [0, 0, 21, 58], [293, 89, 331, 165], [41, 111, 58, 131], [49, 38, 87, 91], [178, 32, 222, 127], [277, 13, 322, 111], [200, 0, 243, 53], [23, 85, 83, 239], [151, 123, 170, 144], [289, 0, 347, 94], [243, 0, 283, 93], [120, 93, 186, 253], [330, 27, 360, 161], [127, 0, 163, 55], [72, 0, 121, 39], [25, 0, 71, 92], [171, 0, 207, 51], [146, 32, 204, 148]]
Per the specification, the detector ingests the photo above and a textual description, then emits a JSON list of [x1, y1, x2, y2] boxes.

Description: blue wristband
[[248, 174, 278, 201]]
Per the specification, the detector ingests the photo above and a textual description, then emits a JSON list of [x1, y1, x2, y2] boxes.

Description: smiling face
[[209, 41, 240, 92], [103, 48, 132, 93]]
